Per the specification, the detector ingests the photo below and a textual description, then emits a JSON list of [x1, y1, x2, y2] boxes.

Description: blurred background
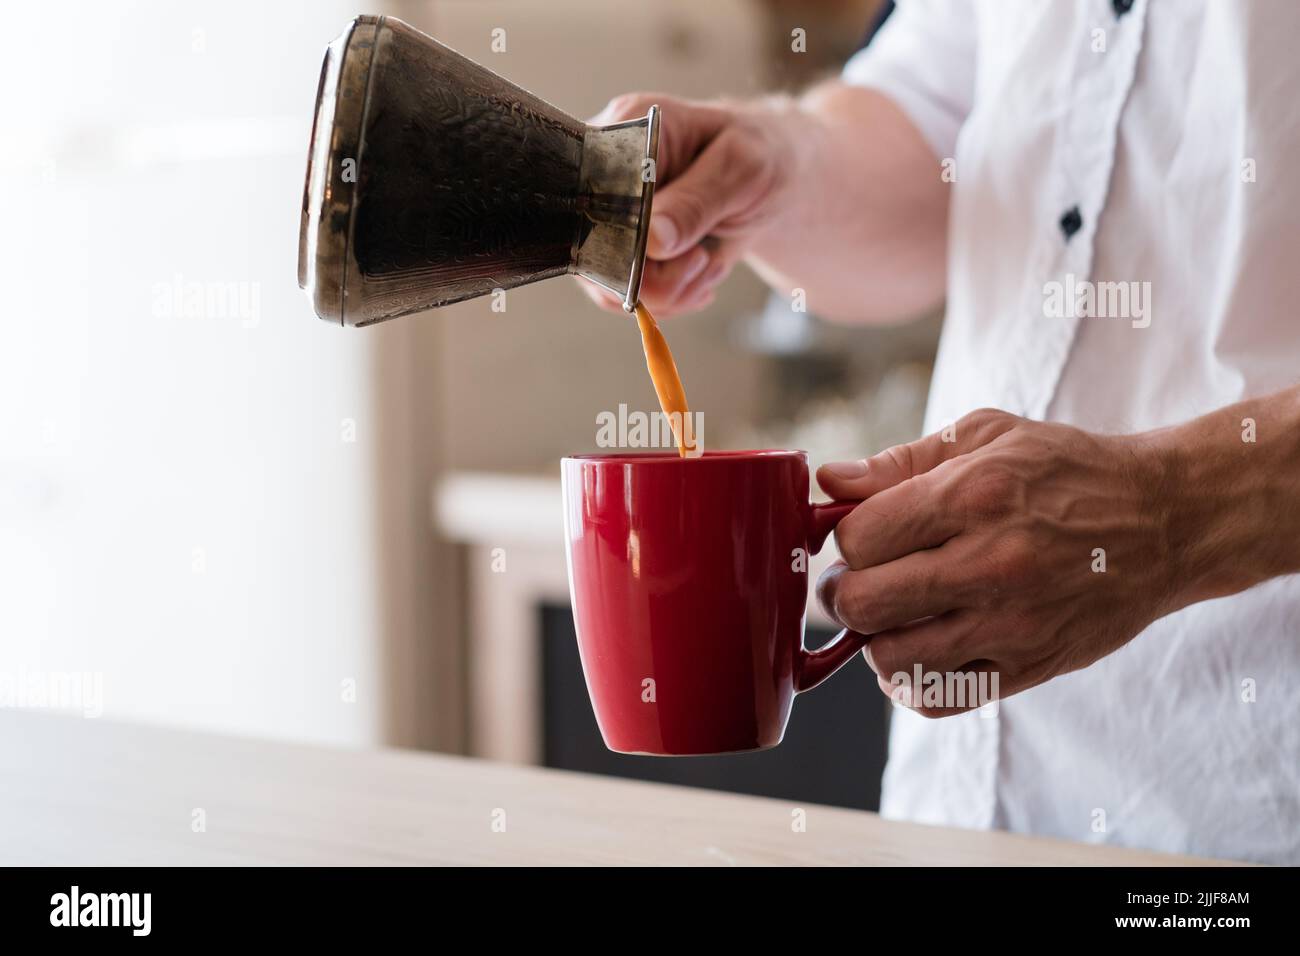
[[1, 0, 938, 810]]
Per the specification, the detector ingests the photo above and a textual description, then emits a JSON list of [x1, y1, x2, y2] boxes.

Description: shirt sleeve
[[841, 0, 978, 161]]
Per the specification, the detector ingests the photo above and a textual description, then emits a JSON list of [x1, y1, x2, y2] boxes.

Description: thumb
[[816, 410, 1019, 500], [589, 91, 659, 126], [648, 132, 756, 259]]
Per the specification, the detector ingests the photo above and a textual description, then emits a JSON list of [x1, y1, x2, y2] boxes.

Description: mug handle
[[796, 500, 868, 693]]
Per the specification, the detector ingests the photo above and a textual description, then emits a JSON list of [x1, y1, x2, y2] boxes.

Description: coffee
[[633, 303, 694, 457]]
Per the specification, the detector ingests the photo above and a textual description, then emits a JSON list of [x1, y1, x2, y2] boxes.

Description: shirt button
[[1059, 205, 1083, 240], [1113, 0, 1134, 17]]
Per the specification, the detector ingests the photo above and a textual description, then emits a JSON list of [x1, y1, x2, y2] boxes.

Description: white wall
[[0, 1, 399, 745]]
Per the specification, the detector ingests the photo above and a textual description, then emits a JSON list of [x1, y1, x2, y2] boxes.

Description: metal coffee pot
[[298, 15, 660, 327]]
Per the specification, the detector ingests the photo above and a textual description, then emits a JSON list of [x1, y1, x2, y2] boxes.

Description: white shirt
[[844, 0, 1300, 864]]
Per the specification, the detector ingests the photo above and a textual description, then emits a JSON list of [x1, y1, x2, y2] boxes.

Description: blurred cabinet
[[543, 605, 885, 810]]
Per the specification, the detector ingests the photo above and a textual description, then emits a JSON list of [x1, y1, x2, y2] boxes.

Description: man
[[582, 0, 1300, 864]]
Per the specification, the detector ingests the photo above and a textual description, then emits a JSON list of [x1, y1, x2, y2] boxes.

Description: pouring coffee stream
[[633, 303, 693, 457]]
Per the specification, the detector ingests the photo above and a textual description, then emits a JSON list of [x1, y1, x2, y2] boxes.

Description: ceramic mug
[[562, 450, 866, 755]]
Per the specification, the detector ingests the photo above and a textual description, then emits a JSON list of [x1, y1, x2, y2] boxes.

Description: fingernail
[[699, 259, 727, 287], [823, 460, 867, 478], [682, 249, 709, 284], [649, 216, 678, 255]]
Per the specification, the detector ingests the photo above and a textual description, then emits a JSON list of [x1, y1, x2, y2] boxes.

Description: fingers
[[585, 94, 746, 316], [819, 410, 1023, 569], [862, 612, 978, 683], [676, 238, 737, 302], [638, 238, 739, 316], [832, 471, 962, 569], [830, 608, 1001, 718], [815, 540, 977, 636], [591, 93, 733, 186], [576, 233, 732, 317], [817, 441, 950, 502], [636, 247, 710, 314], [648, 134, 763, 261], [576, 277, 628, 313], [875, 654, 999, 718], [589, 92, 663, 126], [816, 408, 1020, 502]]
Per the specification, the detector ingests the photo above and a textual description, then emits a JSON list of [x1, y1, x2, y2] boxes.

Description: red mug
[[561, 450, 867, 756]]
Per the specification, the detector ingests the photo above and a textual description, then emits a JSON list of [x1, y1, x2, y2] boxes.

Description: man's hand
[[580, 93, 804, 317], [815, 394, 1300, 717], [579, 84, 951, 322]]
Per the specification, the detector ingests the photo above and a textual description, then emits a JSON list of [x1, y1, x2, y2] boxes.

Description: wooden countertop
[[0, 713, 1233, 866]]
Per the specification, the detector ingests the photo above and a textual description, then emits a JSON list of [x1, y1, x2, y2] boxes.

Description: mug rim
[[563, 449, 806, 465]]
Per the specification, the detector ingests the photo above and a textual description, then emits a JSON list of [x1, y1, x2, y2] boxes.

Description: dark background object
[[541, 604, 887, 810]]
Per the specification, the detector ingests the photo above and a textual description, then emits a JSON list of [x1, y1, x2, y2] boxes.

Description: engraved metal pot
[[298, 15, 660, 327]]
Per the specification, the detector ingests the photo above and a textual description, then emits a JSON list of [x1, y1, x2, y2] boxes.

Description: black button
[[1059, 205, 1083, 240], [1113, 0, 1134, 17]]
